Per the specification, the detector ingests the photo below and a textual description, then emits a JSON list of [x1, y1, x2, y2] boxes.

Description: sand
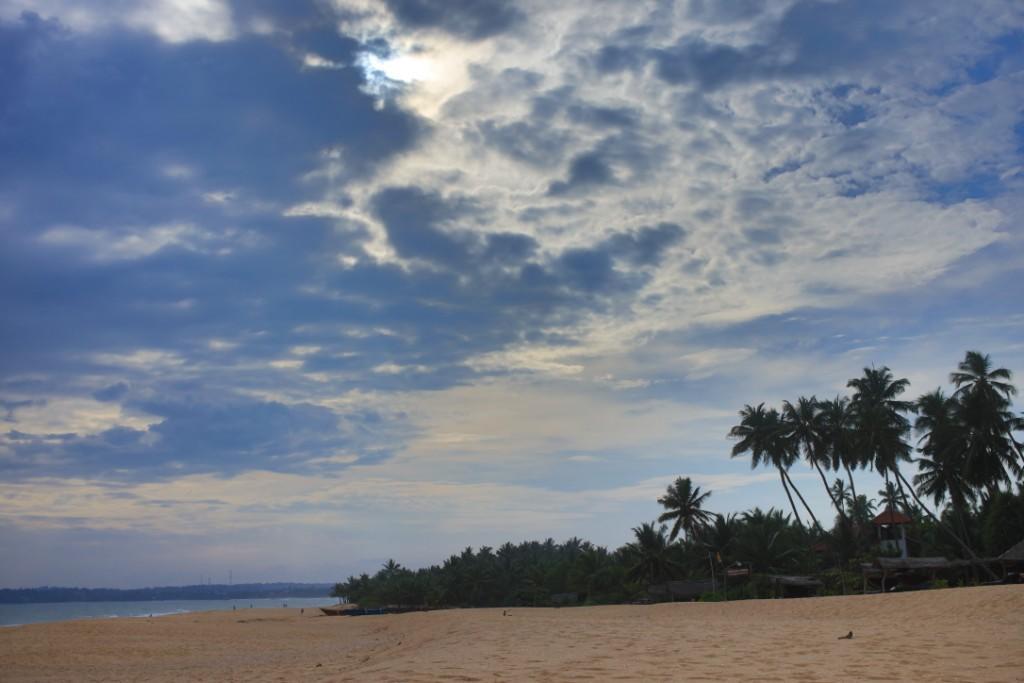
[[1, 585, 1021, 682]]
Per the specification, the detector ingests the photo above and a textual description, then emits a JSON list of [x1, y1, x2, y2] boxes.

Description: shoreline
[[0, 596, 333, 628]]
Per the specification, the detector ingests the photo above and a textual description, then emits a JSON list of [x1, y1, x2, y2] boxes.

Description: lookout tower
[[873, 506, 912, 558]]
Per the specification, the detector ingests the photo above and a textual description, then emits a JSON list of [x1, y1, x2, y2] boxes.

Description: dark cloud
[[384, 0, 524, 40], [565, 103, 639, 129], [548, 152, 616, 196], [687, 0, 767, 24], [604, 223, 686, 266], [653, 39, 764, 89], [763, 158, 805, 182], [483, 233, 539, 265], [596, 0, 967, 91], [593, 44, 647, 74], [557, 248, 615, 292], [372, 186, 481, 267]]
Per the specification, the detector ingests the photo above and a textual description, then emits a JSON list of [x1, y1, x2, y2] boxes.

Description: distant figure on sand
[[838, 631, 853, 640]]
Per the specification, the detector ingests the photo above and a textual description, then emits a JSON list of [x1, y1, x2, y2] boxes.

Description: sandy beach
[[1, 585, 1021, 682]]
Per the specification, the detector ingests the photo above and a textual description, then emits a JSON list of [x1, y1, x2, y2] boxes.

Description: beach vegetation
[[331, 351, 1021, 608]]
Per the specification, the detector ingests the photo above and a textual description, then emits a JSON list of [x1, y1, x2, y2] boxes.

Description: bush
[[698, 591, 725, 602]]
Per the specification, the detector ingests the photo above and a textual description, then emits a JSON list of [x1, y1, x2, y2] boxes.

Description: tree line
[[334, 351, 1023, 607]]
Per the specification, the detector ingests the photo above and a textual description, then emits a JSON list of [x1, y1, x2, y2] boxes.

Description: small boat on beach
[[319, 604, 361, 616]]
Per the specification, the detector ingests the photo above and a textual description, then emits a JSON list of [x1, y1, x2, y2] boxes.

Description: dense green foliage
[[334, 351, 1022, 607]]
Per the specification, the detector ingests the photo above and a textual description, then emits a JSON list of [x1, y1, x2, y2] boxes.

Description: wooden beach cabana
[[997, 538, 1024, 580]]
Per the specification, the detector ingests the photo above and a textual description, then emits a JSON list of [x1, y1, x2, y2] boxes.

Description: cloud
[[371, 186, 482, 267], [1, 391, 403, 480], [548, 152, 616, 196], [383, 0, 524, 40], [2, 0, 1023, 584], [0, 12, 423, 230]]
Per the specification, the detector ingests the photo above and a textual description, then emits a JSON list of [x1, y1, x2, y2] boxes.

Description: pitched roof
[[999, 538, 1024, 561], [872, 506, 912, 525]]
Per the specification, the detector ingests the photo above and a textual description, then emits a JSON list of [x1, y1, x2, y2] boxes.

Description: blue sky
[[1, 0, 1022, 588]]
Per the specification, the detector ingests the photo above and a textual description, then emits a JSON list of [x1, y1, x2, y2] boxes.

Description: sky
[[1, 0, 1023, 589]]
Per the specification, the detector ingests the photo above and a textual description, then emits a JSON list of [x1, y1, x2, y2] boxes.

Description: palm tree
[[657, 477, 715, 542], [703, 513, 739, 565], [781, 396, 850, 526], [830, 478, 853, 518], [877, 481, 901, 511], [848, 494, 877, 527], [949, 351, 1022, 489], [819, 396, 861, 499], [914, 388, 976, 540], [736, 508, 801, 574], [850, 366, 993, 574], [951, 351, 1017, 405], [729, 403, 819, 529], [625, 522, 678, 584], [847, 367, 915, 510]]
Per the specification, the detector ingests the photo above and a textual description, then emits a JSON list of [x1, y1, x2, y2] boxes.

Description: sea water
[[0, 597, 336, 627]]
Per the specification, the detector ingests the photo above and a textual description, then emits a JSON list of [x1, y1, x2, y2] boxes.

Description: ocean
[[0, 597, 336, 627]]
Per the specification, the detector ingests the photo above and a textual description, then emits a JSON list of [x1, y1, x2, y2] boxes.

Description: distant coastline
[[0, 583, 332, 604]]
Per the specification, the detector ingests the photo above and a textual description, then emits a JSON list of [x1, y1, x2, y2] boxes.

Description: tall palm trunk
[[783, 470, 822, 531], [892, 469, 997, 581], [893, 472, 920, 517], [778, 468, 804, 528], [952, 500, 971, 548], [813, 461, 850, 525], [844, 462, 858, 500]]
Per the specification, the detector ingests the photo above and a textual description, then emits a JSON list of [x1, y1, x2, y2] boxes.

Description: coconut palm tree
[[851, 366, 993, 573], [951, 351, 1017, 405], [736, 508, 801, 574], [914, 388, 976, 539], [625, 522, 678, 584], [702, 513, 739, 565], [830, 478, 853, 518], [781, 396, 850, 526], [657, 477, 715, 542], [819, 396, 861, 499], [729, 403, 819, 529], [877, 481, 901, 511], [847, 367, 915, 510], [949, 351, 1021, 489], [848, 494, 877, 528]]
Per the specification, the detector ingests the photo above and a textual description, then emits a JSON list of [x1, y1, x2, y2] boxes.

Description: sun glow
[[358, 51, 435, 89], [372, 53, 435, 83], [355, 47, 470, 117]]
